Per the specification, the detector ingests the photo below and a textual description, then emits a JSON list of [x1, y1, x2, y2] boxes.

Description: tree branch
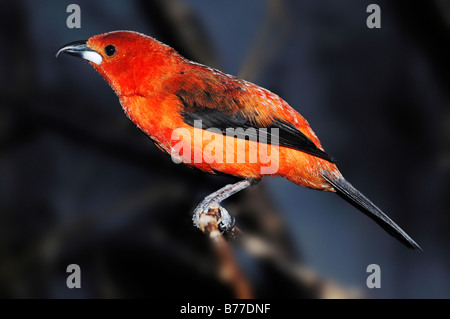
[[198, 205, 252, 299]]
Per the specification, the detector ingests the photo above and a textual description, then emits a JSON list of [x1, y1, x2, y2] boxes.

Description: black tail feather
[[323, 173, 422, 251]]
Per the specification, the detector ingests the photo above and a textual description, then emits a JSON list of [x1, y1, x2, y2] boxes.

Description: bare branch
[[198, 205, 253, 299], [240, 233, 362, 299]]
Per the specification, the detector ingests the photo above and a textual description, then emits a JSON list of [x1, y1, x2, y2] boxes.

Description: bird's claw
[[217, 207, 235, 232], [193, 202, 235, 233]]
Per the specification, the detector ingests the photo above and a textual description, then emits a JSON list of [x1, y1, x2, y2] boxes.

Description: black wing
[[177, 90, 335, 163]]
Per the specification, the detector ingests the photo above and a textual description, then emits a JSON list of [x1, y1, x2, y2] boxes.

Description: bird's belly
[[168, 126, 337, 191]]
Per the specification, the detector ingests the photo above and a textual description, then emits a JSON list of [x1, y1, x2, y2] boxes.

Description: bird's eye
[[104, 45, 116, 57]]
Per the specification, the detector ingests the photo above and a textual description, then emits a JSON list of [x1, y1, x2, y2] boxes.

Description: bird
[[56, 30, 421, 250]]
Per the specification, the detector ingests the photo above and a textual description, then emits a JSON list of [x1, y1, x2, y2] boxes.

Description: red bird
[[57, 31, 421, 250]]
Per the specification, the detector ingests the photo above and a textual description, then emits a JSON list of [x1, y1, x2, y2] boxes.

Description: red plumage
[[87, 31, 338, 190]]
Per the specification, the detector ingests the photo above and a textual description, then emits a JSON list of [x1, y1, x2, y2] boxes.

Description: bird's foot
[[193, 202, 235, 232], [192, 179, 251, 233]]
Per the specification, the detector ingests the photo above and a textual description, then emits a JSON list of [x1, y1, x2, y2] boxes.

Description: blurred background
[[0, 0, 449, 298]]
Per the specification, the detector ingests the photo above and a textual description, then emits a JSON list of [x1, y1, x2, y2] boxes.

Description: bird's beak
[[56, 40, 103, 65]]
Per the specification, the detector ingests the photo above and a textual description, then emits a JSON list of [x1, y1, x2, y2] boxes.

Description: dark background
[[0, 0, 449, 298]]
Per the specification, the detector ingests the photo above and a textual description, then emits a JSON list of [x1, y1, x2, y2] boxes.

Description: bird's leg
[[193, 179, 253, 232]]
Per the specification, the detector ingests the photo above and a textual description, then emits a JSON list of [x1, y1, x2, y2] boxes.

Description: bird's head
[[56, 31, 181, 96]]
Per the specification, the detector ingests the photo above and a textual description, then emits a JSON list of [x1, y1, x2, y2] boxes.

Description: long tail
[[323, 172, 422, 250]]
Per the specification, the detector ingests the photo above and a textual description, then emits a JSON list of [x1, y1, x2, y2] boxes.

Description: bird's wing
[[174, 69, 334, 163]]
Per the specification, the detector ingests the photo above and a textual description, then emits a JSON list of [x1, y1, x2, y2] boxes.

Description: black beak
[[56, 40, 102, 65]]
